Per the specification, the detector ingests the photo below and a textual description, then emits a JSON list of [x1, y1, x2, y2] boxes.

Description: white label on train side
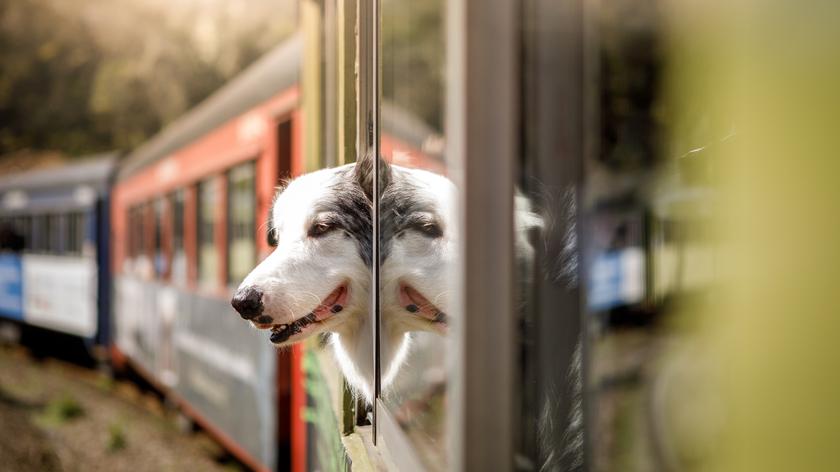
[[22, 254, 97, 338]]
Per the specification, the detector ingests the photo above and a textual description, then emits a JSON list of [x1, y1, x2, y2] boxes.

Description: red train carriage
[[110, 35, 303, 471], [106, 19, 444, 468]]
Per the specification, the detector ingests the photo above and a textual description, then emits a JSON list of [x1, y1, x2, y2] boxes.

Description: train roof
[[117, 33, 303, 181], [116, 30, 444, 182], [0, 153, 117, 193], [0, 153, 118, 214]]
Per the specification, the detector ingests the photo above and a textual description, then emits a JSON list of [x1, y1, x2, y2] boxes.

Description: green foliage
[[106, 422, 127, 452], [39, 393, 85, 425], [95, 373, 115, 392], [0, 0, 294, 157]]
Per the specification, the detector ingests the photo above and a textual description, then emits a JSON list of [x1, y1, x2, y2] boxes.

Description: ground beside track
[[0, 343, 241, 472]]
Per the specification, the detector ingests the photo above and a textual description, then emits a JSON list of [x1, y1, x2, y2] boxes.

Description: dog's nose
[[231, 286, 264, 319]]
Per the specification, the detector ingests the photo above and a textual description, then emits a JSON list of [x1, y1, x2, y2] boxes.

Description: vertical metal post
[[448, 0, 518, 469], [371, 0, 381, 443], [357, 0, 380, 442], [301, 0, 323, 172]]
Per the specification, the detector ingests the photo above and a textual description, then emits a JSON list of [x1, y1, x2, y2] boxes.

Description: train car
[[110, 34, 303, 471], [0, 154, 116, 352]]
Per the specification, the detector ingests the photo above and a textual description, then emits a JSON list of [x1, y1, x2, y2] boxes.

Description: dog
[[230, 157, 455, 402], [379, 164, 456, 386]]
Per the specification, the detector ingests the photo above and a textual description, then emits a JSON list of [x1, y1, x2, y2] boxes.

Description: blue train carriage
[[0, 154, 117, 353]]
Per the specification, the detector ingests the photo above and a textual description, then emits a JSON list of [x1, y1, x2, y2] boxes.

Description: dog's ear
[[353, 151, 391, 200]]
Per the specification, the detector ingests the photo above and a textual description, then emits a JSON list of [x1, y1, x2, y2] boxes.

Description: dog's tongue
[[400, 284, 446, 322], [312, 285, 348, 321]]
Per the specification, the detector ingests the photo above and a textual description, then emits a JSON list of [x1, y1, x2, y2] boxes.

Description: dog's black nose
[[231, 286, 264, 320]]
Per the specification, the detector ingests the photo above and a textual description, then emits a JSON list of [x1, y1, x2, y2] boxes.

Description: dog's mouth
[[399, 283, 448, 332], [255, 284, 349, 345]]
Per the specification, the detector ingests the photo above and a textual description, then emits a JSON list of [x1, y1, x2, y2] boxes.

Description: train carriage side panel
[[111, 69, 301, 470], [22, 251, 97, 338]]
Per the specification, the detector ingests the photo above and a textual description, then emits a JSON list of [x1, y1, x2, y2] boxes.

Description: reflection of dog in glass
[[229, 156, 454, 402], [378, 164, 456, 386]]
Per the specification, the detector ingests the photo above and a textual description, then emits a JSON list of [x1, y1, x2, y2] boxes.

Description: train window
[[197, 178, 220, 289], [15, 216, 31, 251], [66, 213, 77, 255], [128, 203, 152, 277], [170, 190, 187, 285], [31, 215, 45, 253], [378, 0, 450, 468], [133, 205, 144, 262], [46, 214, 60, 254], [130, 208, 137, 261], [65, 212, 85, 255], [0, 217, 23, 252], [226, 162, 256, 285], [127, 207, 137, 260], [154, 198, 167, 278]]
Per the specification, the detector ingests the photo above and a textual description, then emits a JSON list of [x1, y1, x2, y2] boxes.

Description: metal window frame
[[357, 0, 381, 443]]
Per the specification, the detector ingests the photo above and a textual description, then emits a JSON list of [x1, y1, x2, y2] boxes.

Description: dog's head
[[380, 167, 457, 337], [231, 163, 373, 347]]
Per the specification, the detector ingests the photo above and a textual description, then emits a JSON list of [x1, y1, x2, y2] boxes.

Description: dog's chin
[[251, 284, 351, 346], [267, 316, 345, 348], [396, 283, 448, 335]]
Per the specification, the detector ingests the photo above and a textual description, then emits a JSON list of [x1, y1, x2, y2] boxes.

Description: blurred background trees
[[0, 0, 295, 170]]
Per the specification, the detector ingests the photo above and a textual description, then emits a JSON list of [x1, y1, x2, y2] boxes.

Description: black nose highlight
[[231, 286, 264, 320]]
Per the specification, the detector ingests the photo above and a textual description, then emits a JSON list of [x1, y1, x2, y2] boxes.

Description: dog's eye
[[415, 221, 443, 238], [404, 212, 443, 239], [308, 221, 335, 238]]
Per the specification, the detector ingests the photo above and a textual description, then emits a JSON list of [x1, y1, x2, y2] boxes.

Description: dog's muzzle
[[231, 286, 264, 320]]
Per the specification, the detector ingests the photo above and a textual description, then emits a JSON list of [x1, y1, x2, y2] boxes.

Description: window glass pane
[[45, 214, 60, 254], [154, 198, 167, 278], [512, 2, 587, 470], [130, 203, 153, 277], [16, 216, 31, 251], [67, 213, 76, 255], [0, 217, 23, 252], [227, 162, 256, 285], [508, 1, 729, 469], [170, 190, 187, 285], [127, 207, 136, 260], [31, 215, 43, 253], [581, 2, 722, 470], [380, 0, 451, 469], [65, 212, 84, 255], [197, 179, 219, 288]]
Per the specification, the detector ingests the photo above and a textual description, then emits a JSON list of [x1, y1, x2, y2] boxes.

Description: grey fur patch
[[380, 168, 441, 260], [266, 164, 375, 265], [318, 166, 375, 266]]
